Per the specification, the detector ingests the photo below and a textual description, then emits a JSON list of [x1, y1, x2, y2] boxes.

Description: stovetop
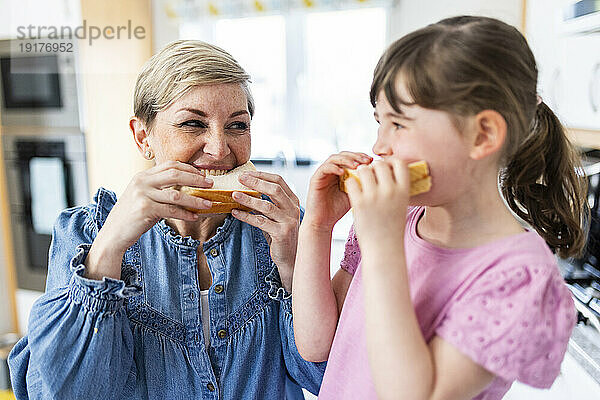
[[558, 257, 600, 384], [561, 257, 600, 333]]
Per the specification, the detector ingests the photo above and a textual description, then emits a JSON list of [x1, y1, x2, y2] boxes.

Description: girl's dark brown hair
[[370, 16, 588, 258]]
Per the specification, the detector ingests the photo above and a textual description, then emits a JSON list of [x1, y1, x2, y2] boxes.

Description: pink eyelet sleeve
[[435, 263, 576, 388], [339, 226, 361, 275]]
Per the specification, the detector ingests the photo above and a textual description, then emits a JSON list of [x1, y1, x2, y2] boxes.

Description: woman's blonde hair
[[134, 39, 254, 127]]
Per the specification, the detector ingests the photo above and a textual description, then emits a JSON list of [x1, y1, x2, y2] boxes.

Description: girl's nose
[[372, 129, 392, 157]]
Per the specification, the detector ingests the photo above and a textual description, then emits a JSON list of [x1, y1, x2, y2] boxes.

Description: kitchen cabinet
[[527, 0, 600, 139], [561, 33, 600, 130]]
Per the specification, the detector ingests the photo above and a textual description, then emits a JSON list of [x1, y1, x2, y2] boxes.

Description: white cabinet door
[[527, 0, 566, 113], [560, 33, 600, 130], [527, 0, 600, 130]]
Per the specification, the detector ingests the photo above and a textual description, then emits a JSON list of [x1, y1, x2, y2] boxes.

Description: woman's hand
[[85, 161, 214, 280], [230, 172, 301, 292], [303, 152, 372, 231], [344, 159, 411, 249]]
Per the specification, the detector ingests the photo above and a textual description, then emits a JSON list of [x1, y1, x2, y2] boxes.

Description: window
[[180, 7, 387, 161]]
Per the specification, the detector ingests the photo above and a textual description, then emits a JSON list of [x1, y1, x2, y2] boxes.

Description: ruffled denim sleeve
[[277, 292, 327, 396], [266, 205, 326, 395], [8, 188, 141, 400]]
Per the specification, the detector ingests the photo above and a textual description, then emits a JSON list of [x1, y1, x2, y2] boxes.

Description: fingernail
[[203, 200, 212, 207], [204, 177, 213, 184], [232, 192, 241, 199]]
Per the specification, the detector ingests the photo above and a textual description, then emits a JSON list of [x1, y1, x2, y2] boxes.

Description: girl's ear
[[130, 116, 150, 155], [469, 110, 507, 160]]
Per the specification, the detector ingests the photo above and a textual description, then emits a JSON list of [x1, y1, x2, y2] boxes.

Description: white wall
[[388, 0, 523, 42], [0, 0, 80, 39]]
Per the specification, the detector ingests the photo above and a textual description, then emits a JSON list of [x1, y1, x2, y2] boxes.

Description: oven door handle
[[572, 296, 600, 333]]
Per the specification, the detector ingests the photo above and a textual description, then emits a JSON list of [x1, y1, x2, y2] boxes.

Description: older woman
[[8, 40, 325, 399]]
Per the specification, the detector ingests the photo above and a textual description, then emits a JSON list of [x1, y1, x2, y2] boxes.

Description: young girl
[[292, 16, 588, 400]]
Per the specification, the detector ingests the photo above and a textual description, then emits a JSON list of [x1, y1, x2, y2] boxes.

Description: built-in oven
[[2, 133, 89, 292], [0, 38, 80, 129]]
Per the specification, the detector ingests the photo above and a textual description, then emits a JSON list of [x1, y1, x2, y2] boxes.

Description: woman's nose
[[203, 129, 231, 159]]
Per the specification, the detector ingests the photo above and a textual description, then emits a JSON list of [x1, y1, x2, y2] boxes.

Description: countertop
[[568, 323, 600, 384]]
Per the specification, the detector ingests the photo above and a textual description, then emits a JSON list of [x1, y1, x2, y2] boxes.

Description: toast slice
[[339, 160, 431, 196], [179, 161, 261, 214]]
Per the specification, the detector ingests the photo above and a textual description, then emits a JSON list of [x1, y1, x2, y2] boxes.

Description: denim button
[[214, 284, 224, 294], [217, 329, 227, 339], [210, 248, 219, 257], [207, 382, 215, 391]]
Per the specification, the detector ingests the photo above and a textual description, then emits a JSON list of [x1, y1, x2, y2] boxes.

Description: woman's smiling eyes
[[176, 120, 249, 132], [228, 121, 249, 130], [178, 119, 207, 128]]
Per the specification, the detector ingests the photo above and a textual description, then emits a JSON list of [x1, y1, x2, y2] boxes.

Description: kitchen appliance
[[2, 133, 88, 292], [561, 150, 600, 333], [0, 38, 80, 129]]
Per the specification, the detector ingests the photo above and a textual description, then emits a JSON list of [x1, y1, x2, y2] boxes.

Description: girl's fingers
[[356, 164, 377, 191], [371, 160, 395, 187], [390, 158, 410, 189], [344, 176, 363, 205], [320, 163, 345, 176], [326, 152, 372, 170]]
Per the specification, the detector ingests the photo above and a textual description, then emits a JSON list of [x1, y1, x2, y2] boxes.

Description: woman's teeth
[[199, 169, 227, 176]]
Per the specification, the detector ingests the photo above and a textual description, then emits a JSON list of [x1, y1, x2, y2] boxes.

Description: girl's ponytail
[[500, 102, 588, 258]]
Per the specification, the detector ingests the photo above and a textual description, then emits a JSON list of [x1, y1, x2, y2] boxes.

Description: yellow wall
[[79, 0, 154, 197], [0, 113, 19, 334]]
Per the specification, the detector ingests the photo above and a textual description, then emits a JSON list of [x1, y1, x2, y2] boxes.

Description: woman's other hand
[[304, 152, 372, 231], [230, 172, 301, 292], [85, 161, 214, 280]]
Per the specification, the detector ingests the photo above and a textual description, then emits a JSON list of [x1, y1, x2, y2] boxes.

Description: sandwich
[[178, 161, 261, 214], [339, 160, 431, 196]]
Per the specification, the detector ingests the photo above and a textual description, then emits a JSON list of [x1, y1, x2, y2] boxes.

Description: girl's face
[[372, 82, 476, 205], [148, 83, 251, 173]]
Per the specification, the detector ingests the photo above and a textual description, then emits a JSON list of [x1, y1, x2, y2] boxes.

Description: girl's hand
[[101, 161, 215, 252], [345, 159, 411, 247], [230, 172, 301, 291], [304, 152, 372, 231]]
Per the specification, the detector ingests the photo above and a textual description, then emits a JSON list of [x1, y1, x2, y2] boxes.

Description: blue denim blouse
[[9, 187, 325, 399]]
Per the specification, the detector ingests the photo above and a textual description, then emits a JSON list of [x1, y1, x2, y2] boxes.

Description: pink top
[[318, 206, 576, 400]]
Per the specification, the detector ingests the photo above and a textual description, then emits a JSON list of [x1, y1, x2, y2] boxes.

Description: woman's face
[[147, 83, 251, 173]]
